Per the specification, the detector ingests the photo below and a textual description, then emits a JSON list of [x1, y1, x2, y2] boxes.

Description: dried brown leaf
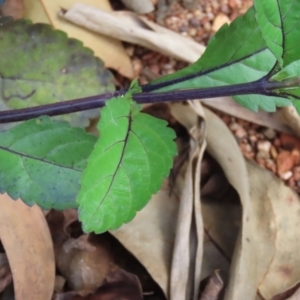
[[60, 3, 205, 63], [0, 253, 12, 293], [199, 270, 223, 300], [53, 269, 143, 300], [111, 179, 179, 296], [56, 234, 113, 294], [0, 193, 55, 299]]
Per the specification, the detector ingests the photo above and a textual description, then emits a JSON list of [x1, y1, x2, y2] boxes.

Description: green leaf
[[234, 94, 291, 112], [149, 7, 271, 90], [146, 7, 283, 112], [0, 117, 96, 209], [77, 88, 177, 233], [0, 18, 114, 126], [270, 60, 300, 114], [254, 0, 300, 67], [279, 0, 300, 66], [271, 60, 300, 81], [254, 0, 283, 65]]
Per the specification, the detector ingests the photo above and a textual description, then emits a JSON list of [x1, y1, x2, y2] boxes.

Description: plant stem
[[0, 78, 281, 123]]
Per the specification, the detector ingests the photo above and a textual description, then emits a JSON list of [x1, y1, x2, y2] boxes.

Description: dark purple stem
[[0, 78, 281, 123]]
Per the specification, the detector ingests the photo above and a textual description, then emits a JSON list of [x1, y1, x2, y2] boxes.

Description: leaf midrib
[[95, 113, 133, 210], [145, 48, 268, 92], [0, 145, 82, 172]]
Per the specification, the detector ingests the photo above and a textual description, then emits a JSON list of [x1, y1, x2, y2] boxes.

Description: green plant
[[0, 0, 300, 233]]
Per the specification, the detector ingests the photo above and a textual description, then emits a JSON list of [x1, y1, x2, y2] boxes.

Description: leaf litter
[[3, 0, 300, 299]]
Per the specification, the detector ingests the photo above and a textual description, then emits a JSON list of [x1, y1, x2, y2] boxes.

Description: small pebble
[[288, 177, 295, 187], [235, 127, 246, 139], [280, 171, 293, 181], [263, 128, 276, 140], [257, 141, 271, 153], [229, 122, 239, 131], [249, 135, 257, 143], [277, 151, 295, 174], [293, 167, 300, 181], [212, 13, 230, 32], [189, 17, 200, 27], [149, 64, 160, 74], [256, 150, 270, 160], [132, 58, 142, 77], [270, 146, 278, 159], [188, 28, 197, 36], [265, 159, 276, 173], [292, 149, 300, 164]]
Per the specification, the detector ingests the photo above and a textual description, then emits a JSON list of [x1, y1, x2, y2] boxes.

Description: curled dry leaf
[[0, 0, 24, 19], [56, 234, 114, 294], [55, 275, 66, 293], [202, 107, 257, 300], [0, 253, 12, 293], [54, 269, 143, 300], [199, 270, 224, 300], [170, 101, 206, 300], [247, 161, 300, 299], [199, 107, 300, 299], [60, 3, 205, 63], [94, 269, 143, 300], [279, 106, 300, 137], [23, 0, 133, 78], [0, 193, 55, 299], [271, 283, 300, 300], [286, 286, 300, 300], [201, 232, 231, 285]]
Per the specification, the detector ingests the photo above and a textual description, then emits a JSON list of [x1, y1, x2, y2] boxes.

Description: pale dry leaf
[[120, 0, 154, 13], [0, 193, 55, 300], [199, 107, 300, 299], [111, 179, 179, 296], [247, 161, 300, 299], [170, 101, 206, 300], [212, 13, 231, 32], [279, 106, 300, 137], [202, 107, 257, 300], [60, 3, 205, 63], [23, 0, 133, 78], [170, 102, 256, 300]]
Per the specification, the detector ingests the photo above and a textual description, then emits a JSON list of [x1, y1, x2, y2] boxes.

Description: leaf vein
[[0, 145, 82, 172], [92, 112, 133, 216]]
